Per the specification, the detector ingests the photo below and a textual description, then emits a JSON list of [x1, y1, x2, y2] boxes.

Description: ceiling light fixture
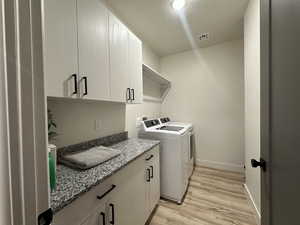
[[172, 0, 186, 11]]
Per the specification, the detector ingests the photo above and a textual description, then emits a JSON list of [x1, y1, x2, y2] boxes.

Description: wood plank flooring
[[149, 166, 258, 225]]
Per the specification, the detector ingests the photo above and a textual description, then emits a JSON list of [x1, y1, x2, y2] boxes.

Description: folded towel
[[60, 146, 121, 170]]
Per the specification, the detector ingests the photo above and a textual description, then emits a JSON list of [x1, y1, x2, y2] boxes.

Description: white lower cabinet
[[144, 147, 160, 217], [107, 156, 147, 225], [53, 146, 159, 225], [80, 204, 106, 225]]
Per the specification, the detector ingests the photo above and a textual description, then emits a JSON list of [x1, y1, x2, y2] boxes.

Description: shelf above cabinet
[[142, 64, 170, 86], [143, 95, 163, 103], [142, 63, 171, 103]]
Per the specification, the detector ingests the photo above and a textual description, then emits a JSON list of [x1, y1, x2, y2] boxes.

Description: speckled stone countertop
[[51, 138, 160, 213]]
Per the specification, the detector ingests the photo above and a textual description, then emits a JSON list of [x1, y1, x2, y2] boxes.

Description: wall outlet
[[94, 119, 102, 131], [136, 117, 143, 128]]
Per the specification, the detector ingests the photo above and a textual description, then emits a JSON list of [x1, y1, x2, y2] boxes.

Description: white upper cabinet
[[44, 0, 79, 98], [109, 13, 130, 103], [77, 0, 110, 101], [44, 1, 143, 103], [128, 31, 143, 104]]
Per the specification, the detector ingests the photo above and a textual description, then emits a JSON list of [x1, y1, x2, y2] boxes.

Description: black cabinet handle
[[109, 204, 115, 225], [38, 208, 53, 225], [97, 185, 116, 200], [82, 76, 88, 96], [126, 88, 131, 101], [150, 166, 154, 179], [251, 158, 266, 171], [71, 74, 77, 94], [146, 155, 154, 161], [100, 212, 106, 225], [146, 168, 151, 182], [131, 88, 135, 101]]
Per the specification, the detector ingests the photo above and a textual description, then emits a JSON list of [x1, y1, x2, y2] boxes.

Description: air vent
[[198, 33, 209, 41]]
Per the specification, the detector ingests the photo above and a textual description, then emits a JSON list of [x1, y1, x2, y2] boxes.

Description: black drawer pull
[[109, 203, 115, 224], [146, 168, 151, 182], [126, 88, 131, 101], [150, 166, 154, 179], [71, 74, 77, 94], [100, 212, 106, 225], [131, 88, 135, 101], [146, 155, 154, 161], [97, 185, 116, 200], [82, 76, 88, 96]]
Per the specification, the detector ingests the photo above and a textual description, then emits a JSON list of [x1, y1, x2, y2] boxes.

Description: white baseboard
[[244, 184, 261, 225], [196, 159, 244, 173]]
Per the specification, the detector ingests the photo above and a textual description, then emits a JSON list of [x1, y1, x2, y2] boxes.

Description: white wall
[[244, 0, 261, 217], [48, 99, 126, 148], [142, 43, 161, 72], [161, 40, 245, 172], [126, 101, 162, 138]]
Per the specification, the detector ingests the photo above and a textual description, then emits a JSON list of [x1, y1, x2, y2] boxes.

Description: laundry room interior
[[44, 0, 260, 224]]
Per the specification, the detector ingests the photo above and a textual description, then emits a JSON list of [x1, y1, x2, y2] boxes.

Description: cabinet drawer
[[53, 176, 116, 225], [144, 146, 159, 163]]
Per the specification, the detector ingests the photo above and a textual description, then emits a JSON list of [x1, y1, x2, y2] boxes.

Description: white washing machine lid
[[159, 117, 193, 130], [140, 119, 190, 135]]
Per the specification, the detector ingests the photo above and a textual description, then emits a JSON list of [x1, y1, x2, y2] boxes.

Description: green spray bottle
[[49, 152, 56, 192]]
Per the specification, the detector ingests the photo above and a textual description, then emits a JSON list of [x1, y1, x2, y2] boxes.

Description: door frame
[[260, 0, 271, 224], [0, 0, 13, 223], [1, 0, 50, 224]]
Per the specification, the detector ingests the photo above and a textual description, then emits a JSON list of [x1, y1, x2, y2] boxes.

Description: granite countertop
[[51, 138, 160, 213]]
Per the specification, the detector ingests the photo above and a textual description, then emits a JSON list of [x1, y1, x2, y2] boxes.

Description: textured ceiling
[[106, 0, 249, 56]]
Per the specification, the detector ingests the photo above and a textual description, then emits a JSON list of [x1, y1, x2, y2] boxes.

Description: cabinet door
[[109, 157, 147, 225], [81, 204, 107, 225], [77, 0, 110, 101], [128, 31, 143, 104], [109, 13, 130, 103], [43, 0, 79, 98], [145, 164, 152, 217], [149, 148, 160, 213]]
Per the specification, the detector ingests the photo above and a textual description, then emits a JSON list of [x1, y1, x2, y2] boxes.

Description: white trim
[[2, 0, 50, 224], [0, 0, 13, 223], [244, 184, 261, 225], [3, 0, 25, 223], [196, 159, 244, 173]]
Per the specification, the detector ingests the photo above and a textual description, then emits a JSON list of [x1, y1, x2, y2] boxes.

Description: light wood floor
[[149, 166, 258, 225]]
